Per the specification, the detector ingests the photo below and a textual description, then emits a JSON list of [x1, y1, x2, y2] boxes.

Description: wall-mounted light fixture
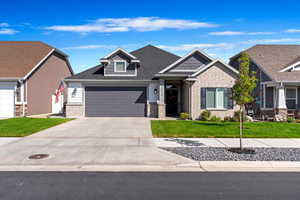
[[154, 88, 158, 95]]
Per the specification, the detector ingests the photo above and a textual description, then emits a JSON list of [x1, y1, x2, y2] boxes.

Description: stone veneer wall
[[15, 104, 28, 117], [158, 104, 166, 118], [148, 103, 158, 118], [65, 104, 84, 117]]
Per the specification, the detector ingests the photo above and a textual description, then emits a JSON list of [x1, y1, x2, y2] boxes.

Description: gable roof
[[66, 45, 180, 80], [190, 59, 239, 77], [233, 45, 300, 81], [101, 48, 138, 60], [0, 41, 69, 79], [159, 49, 213, 74]]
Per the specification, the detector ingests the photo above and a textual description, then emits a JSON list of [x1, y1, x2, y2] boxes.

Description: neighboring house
[[230, 45, 300, 119], [65, 45, 239, 119], [0, 41, 73, 118]]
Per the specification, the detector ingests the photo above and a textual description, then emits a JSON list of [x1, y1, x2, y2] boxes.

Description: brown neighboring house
[[0, 41, 73, 118], [230, 44, 300, 120]]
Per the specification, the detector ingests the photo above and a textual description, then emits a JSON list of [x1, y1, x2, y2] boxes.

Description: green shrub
[[180, 112, 189, 120], [287, 117, 296, 123], [210, 115, 221, 122], [200, 110, 211, 121]]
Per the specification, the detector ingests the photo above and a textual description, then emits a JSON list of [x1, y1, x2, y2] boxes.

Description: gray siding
[[171, 53, 209, 71], [104, 52, 136, 76], [85, 87, 146, 117]]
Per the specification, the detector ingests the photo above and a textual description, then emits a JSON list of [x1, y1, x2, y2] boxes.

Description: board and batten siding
[[148, 81, 159, 103], [67, 82, 83, 103]]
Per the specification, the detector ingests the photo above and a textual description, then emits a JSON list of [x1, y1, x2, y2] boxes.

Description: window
[[23, 82, 27, 102], [114, 61, 126, 72], [286, 88, 297, 109], [204, 88, 228, 109], [16, 84, 21, 103]]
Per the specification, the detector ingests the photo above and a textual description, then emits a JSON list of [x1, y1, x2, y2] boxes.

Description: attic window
[[114, 60, 127, 72]]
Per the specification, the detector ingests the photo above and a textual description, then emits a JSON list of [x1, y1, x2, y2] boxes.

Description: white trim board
[[159, 49, 214, 74], [191, 59, 239, 77], [23, 49, 55, 81], [102, 48, 137, 60], [280, 61, 300, 72]]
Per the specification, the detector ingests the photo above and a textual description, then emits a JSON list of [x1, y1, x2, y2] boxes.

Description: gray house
[[230, 45, 300, 119], [65, 45, 239, 119]]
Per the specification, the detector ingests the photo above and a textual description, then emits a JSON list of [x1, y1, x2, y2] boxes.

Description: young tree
[[232, 52, 257, 150]]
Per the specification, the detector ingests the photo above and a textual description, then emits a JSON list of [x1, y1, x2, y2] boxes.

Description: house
[[229, 45, 300, 119], [0, 41, 73, 118], [65, 45, 239, 119]]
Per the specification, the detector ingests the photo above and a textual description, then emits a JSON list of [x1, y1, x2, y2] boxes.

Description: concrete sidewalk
[[154, 138, 300, 148]]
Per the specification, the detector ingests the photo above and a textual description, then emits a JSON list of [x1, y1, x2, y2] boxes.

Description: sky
[[1, 0, 300, 73]]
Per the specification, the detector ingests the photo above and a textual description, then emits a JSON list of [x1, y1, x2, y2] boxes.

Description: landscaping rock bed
[[161, 147, 300, 161]]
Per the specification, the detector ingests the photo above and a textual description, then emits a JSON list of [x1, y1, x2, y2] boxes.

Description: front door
[[165, 84, 178, 116]]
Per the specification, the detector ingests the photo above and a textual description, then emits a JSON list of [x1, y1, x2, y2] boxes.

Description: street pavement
[[0, 172, 299, 200]]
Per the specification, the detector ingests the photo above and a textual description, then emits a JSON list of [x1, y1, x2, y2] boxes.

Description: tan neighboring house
[[230, 45, 300, 120], [65, 45, 239, 119], [0, 41, 73, 118]]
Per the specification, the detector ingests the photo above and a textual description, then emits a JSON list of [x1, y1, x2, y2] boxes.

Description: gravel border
[[161, 147, 300, 161]]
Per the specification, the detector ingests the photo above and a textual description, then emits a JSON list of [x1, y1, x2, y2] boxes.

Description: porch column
[[157, 79, 166, 118], [277, 85, 287, 109], [276, 84, 287, 120]]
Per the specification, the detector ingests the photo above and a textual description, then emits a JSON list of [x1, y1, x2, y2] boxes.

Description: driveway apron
[[0, 118, 191, 166]]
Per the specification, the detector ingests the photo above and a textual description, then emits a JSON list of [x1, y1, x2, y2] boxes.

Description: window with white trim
[[206, 88, 226, 109], [286, 88, 297, 109], [114, 60, 127, 72]]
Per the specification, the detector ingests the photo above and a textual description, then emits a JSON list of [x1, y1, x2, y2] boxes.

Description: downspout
[[188, 81, 192, 119]]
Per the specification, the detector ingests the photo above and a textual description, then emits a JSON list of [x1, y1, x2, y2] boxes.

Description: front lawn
[[151, 120, 300, 138], [0, 117, 73, 137]]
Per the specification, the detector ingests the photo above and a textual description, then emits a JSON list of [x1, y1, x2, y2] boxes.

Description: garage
[[0, 84, 15, 118], [85, 87, 147, 117]]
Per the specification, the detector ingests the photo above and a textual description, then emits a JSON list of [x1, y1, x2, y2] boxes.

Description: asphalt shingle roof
[[0, 41, 54, 78], [242, 45, 300, 81], [66, 45, 180, 80]]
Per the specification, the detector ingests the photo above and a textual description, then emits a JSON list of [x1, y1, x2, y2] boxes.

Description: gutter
[[0, 77, 21, 82], [64, 79, 152, 82]]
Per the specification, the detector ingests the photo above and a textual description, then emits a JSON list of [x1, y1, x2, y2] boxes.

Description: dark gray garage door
[[85, 87, 147, 117]]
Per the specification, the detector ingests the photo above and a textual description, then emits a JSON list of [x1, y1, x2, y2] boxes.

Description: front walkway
[[154, 138, 300, 148], [0, 118, 192, 167]]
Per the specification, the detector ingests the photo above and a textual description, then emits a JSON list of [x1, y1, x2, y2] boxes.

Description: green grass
[[0, 117, 73, 137], [151, 120, 300, 138]]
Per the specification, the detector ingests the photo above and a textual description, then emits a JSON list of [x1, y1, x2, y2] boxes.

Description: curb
[[0, 161, 300, 172]]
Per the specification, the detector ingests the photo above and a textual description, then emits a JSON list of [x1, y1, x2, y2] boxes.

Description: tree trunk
[[239, 105, 243, 150]]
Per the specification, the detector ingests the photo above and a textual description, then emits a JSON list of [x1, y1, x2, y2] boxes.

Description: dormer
[[100, 48, 140, 76]]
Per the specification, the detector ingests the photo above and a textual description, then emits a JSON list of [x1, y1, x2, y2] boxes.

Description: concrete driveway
[[0, 118, 191, 168]]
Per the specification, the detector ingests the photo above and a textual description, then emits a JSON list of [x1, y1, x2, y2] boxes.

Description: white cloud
[[285, 29, 300, 33], [242, 38, 300, 44], [209, 31, 275, 36], [45, 17, 217, 33], [62, 44, 118, 50], [0, 28, 18, 35], [0, 22, 9, 27], [0, 22, 18, 35], [157, 43, 234, 51]]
